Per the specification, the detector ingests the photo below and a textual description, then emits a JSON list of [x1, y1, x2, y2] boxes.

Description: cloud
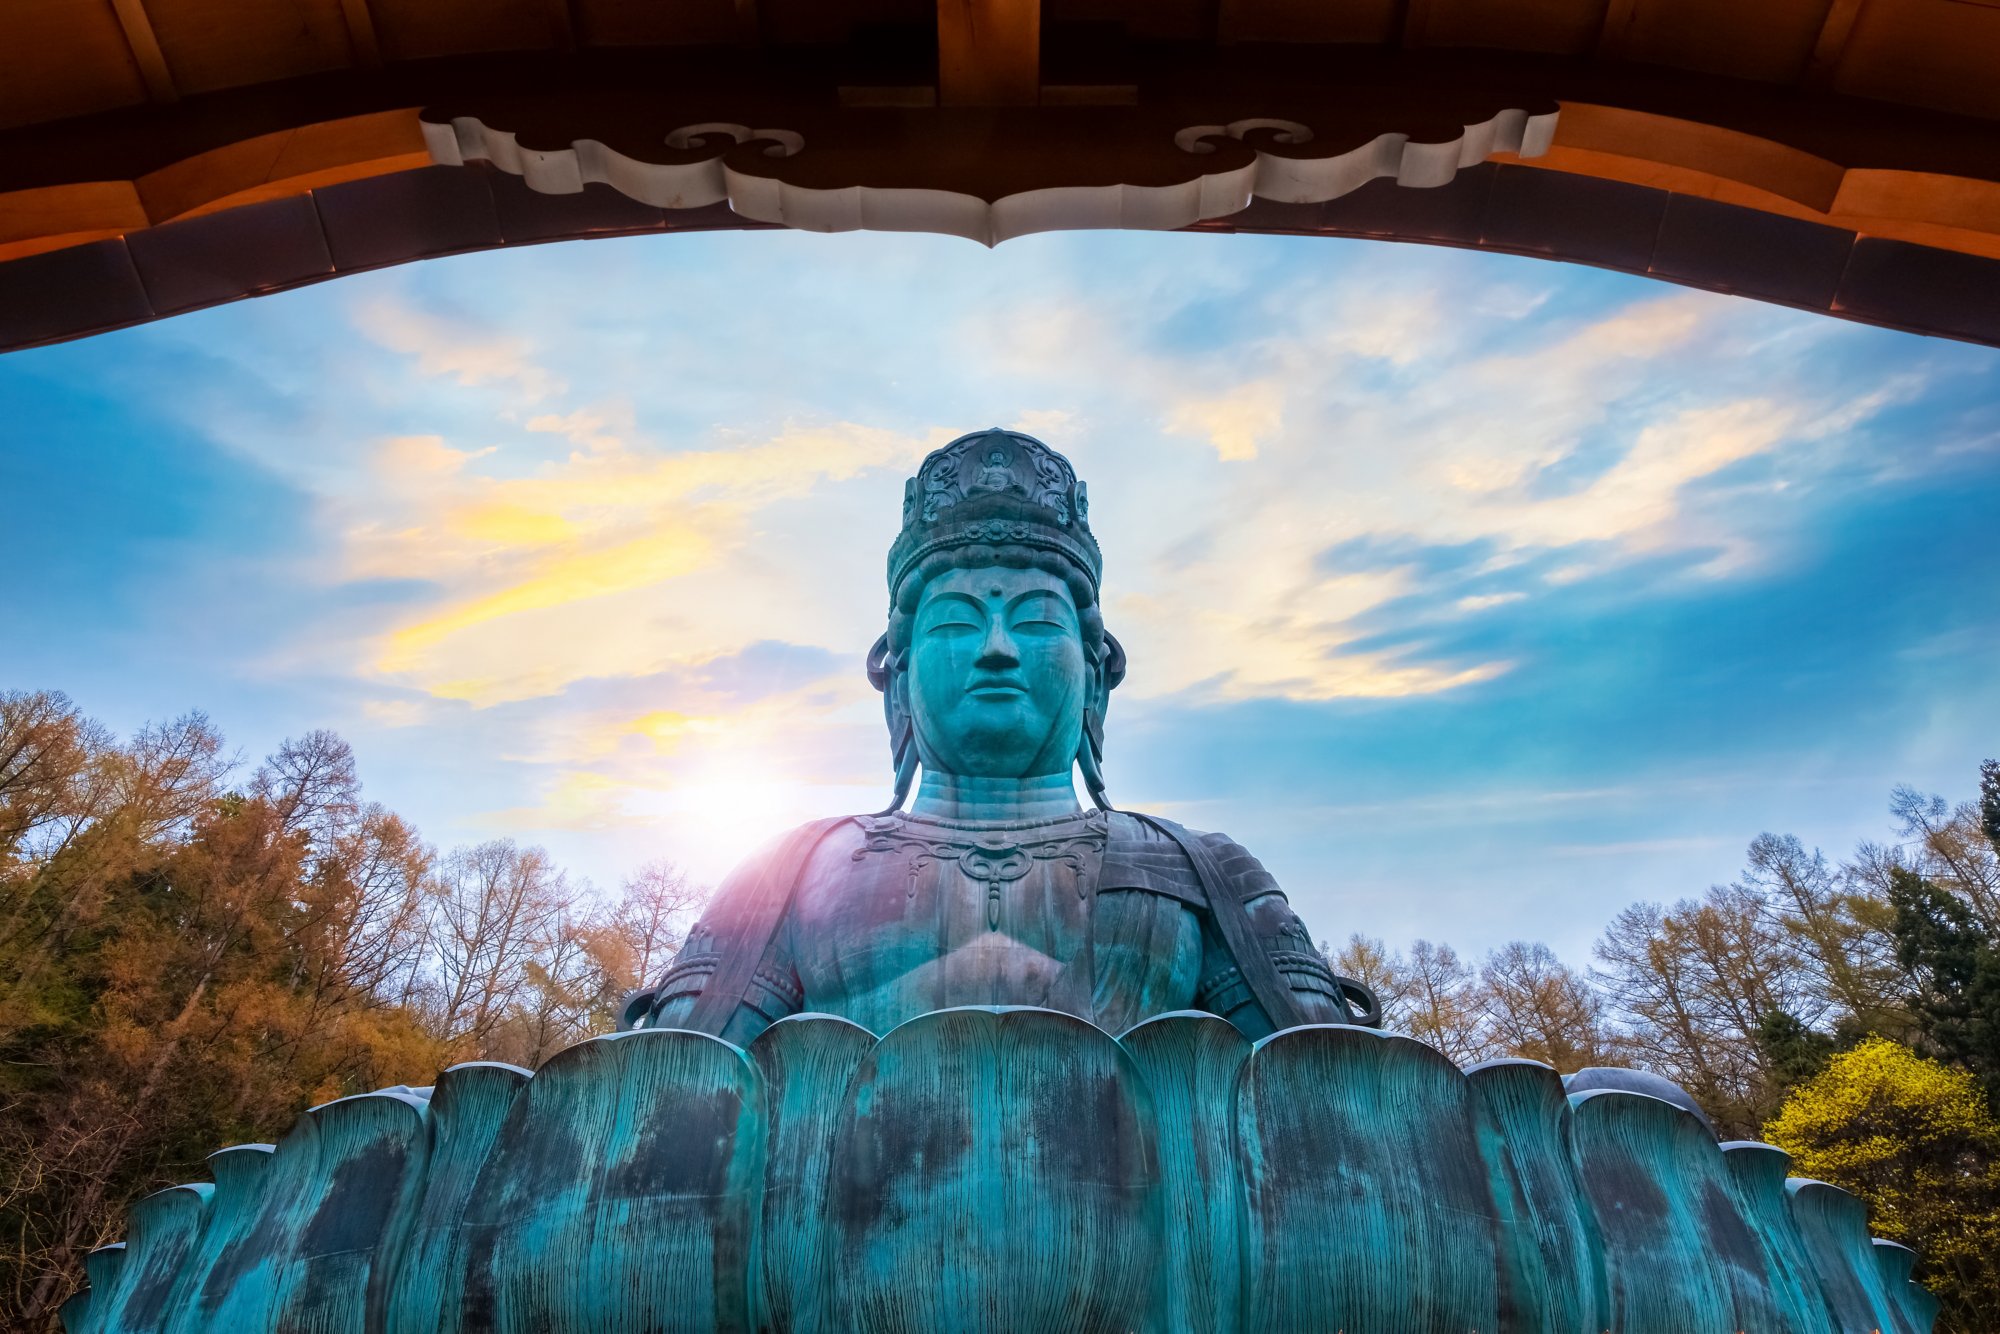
[[1011, 408, 1076, 436], [476, 658, 887, 872], [1166, 379, 1284, 461], [314, 267, 1917, 723], [526, 406, 627, 453], [1440, 397, 1800, 552], [1014, 284, 1914, 704], [343, 420, 938, 703], [352, 296, 563, 400], [360, 697, 434, 727], [373, 434, 489, 484]]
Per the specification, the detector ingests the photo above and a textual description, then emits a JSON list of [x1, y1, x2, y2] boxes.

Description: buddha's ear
[[868, 631, 918, 814], [866, 632, 893, 692], [1080, 633, 1121, 812]]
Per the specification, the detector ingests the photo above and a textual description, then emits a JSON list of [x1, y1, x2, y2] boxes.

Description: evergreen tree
[[1752, 1009, 1839, 1092], [1889, 867, 2000, 1105]]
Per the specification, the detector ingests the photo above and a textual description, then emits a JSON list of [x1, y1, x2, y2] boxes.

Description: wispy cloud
[[342, 420, 940, 703], [1166, 379, 1284, 461], [353, 296, 563, 400]]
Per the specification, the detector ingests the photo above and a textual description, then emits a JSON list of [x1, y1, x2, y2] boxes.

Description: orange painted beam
[[938, 0, 1039, 107]]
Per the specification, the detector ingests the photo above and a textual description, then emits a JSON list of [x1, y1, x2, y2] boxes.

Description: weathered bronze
[[629, 429, 1367, 1045]]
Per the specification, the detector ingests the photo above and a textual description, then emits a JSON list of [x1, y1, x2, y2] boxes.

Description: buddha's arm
[[647, 944, 800, 1046], [1192, 836, 1355, 1038], [641, 861, 805, 1047]]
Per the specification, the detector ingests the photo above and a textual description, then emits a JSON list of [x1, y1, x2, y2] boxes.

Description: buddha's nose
[[975, 617, 1019, 670]]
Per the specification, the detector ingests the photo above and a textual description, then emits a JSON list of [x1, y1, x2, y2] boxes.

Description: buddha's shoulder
[[1102, 811, 1280, 902], [716, 815, 871, 884]]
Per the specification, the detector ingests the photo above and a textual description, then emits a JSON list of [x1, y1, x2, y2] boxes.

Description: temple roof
[[3, 0, 1998, 350]]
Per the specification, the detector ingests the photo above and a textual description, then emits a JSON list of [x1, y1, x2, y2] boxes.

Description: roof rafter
[[938, 0, 1039, 105], [108, 0, 176, 105], [338, 0, 385, 69], [1803, 0, 1867, 89], [541, 0, 578, 50], [1595, 0, 1641, 59]]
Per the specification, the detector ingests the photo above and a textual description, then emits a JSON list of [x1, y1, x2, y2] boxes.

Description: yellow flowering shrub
[[1765, 1037, 2000, 1328]]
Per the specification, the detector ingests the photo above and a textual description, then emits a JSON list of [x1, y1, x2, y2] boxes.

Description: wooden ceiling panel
[[144, 0, 354, 95], [575, 0, 742, 46], [1414, 0, 1607, 54], [370, 0, 556, 60], [762, 0, 928, 43], [1046, 0, 1212, 40], [1603, 0, 1833, 82], [1219, 0, 1401, 43], [1831, 0, 2000, 118], [0, 0, 150, 130]]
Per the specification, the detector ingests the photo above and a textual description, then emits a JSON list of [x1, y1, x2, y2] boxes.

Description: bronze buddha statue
[[626, 429, 1374, 1044]]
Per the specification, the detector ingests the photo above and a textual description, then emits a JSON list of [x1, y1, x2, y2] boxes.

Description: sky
[[3, 225, 1998, 965]]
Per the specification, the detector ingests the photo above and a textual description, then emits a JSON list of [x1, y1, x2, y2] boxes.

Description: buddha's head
[[870, 429, 1124, 809]]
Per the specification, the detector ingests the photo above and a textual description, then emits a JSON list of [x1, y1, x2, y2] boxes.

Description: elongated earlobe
[[1078, 631, 1123, 810], [868, 633, 919, 815], [1078, 711, 1112, 811], [1078, 634, 1114, 809], [882, 728, 919, 815]]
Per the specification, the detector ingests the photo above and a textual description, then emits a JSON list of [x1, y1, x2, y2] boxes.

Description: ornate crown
[[887, 428, 1101, 604]]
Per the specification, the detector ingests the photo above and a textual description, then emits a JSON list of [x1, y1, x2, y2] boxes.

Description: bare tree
[[1889, 784, 2000, 931], [1593, 883, 1809, 1135], [1480, 940, 1613, 1072], [492, 901, 605, 1068], [613, 860, 706, 991], [0, 692, 106, 866], [297, 806, 433, 1014], [421, 840, 574, 1055], [119, 712, 231, 843], [1743, 832, 1904, 1027], [254, 730, 360, 850], [1397, 939, 1493, 1066]]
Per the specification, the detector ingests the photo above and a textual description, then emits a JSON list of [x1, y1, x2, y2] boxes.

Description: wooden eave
[[2, 0, 1998, 350]]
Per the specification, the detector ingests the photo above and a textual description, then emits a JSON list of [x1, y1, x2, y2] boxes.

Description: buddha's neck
[[909, 771, 1082, 823]]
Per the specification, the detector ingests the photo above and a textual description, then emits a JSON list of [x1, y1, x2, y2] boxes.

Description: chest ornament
[[853, 814, 1105, 928]]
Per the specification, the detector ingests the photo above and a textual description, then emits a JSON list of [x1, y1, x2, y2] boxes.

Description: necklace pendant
[[987, 885, 1001, 929]]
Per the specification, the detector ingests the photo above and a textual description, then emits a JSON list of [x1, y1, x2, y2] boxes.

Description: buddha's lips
[[969, 677, 1028, 698]]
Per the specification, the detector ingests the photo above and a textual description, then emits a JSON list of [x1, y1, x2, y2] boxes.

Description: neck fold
[[909, 771, 1082, 823]]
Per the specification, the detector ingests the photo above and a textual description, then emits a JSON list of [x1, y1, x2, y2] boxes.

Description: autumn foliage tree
[[0, 692, 706, 1326]]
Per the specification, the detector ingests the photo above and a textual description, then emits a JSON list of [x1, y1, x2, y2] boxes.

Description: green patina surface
[[66, 1009, 1933, 1332]]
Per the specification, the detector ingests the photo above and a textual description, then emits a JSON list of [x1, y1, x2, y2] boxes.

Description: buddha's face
[[908, 565, 1087, 779]]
